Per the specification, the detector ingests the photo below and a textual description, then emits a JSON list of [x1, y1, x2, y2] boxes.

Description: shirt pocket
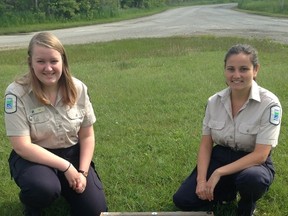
[[208, 120, 225, 130], [28, 112, 52, 139], [238, 123, 259, 149], [66, 107, 85, 132], [239, 123, 259, 135], [208, 120, 225, 144], [28, 112, 50, 124]]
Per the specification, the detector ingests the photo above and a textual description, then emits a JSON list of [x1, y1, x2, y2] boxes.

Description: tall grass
[[238, 0, 288, 15], [0, 36, 287, 216]]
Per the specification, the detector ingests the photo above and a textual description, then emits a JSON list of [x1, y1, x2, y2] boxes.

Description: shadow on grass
[[0, 200, 23, 215], [0, 197, 70, 216], [213, 201, 238, 216], [44, 197, 70, 216]]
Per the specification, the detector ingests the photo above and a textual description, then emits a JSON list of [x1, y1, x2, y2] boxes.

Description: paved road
[[1, 3, 288, 50]]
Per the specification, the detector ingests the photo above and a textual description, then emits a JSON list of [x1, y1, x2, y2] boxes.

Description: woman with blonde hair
[[4, 32, 107, 216]]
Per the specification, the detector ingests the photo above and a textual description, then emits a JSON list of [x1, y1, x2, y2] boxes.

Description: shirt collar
[[28, 86, 33, 94], [249, 80, 261, 102], [218, 80, 261, 102]]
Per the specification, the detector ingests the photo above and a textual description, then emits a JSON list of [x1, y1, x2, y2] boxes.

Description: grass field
[[0, 36, 287, 216]]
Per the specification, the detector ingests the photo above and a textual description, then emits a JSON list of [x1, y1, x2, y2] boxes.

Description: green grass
[[238, 0, 288, 14], [237, 0, 288, 18], [0, 36, 288, 216]]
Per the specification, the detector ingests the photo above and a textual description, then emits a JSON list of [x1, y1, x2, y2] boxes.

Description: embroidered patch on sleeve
[[269, 105, 281, 125], [5, 94, 17, 114]]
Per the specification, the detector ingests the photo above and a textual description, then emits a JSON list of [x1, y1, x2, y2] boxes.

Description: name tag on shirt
[[31, 107, 46, 114]]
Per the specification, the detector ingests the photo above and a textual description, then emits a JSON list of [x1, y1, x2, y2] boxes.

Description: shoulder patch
[[4, 94, 17, 114], [269, 105, 281, 125]]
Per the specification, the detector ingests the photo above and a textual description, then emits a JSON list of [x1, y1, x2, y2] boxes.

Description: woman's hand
[[196, 181, 208, 200], [205, 169, 221, 201], [64, 164, 86, 193], [196, 169, 221, 201], [75, 173, 87, 193]]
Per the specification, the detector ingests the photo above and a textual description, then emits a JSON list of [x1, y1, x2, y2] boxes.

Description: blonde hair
[[16, 32, 77, 106]]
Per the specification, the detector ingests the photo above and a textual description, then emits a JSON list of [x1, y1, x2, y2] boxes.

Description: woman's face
[[30, 45, 63, 88], [224, 53, 259, 92]]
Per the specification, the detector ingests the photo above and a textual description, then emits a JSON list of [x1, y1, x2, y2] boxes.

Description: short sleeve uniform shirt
[[4, 77, 96, 149], [202, 81, 282, 152]]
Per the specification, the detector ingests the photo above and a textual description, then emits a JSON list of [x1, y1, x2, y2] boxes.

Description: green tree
[[279, 0, 285, 11], [49, 0, 80, 19]]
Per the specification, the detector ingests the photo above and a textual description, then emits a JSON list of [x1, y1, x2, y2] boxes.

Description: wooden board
[[100, 212, 214, 216]]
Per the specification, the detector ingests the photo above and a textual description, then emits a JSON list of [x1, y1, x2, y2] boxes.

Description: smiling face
[[30, 45, 63, 89], [224, 53, 259, 92]]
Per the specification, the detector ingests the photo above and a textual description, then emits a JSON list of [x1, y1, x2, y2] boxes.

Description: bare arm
[[78, 125, 95, 174], [195, 135, 214, 200], [213, 144, 271, 177], [196, 135, 213, 183], [9, 136, 82, 192], [74, 125, 95, 193], [9, 136, 71, 171], [204, 144, 272, 201]]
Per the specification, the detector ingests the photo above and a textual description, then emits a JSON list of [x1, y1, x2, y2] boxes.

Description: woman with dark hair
[[4, 32, 107, 216], [173, 44, 282, 216]]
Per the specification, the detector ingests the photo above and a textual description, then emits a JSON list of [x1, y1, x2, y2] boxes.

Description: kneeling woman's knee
[[173, 192, 183, 209], [239, 166, 272, 184], [173, 191, 195, 211], [236, 167, 273, 195], [20, 174, 61, 207]]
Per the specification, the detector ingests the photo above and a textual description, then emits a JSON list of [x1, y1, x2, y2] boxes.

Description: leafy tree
[[120, 0, 165, 8], [279, 0, 285, 11], [49, 0, 80, 19]]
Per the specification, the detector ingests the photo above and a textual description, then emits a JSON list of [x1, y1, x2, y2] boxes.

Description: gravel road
[[1, 3, 288, 50]]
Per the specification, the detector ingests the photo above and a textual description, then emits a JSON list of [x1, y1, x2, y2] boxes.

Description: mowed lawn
[[0, 36, 287, 216]]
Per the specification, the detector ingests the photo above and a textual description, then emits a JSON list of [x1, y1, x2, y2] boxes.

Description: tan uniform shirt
[[4, 77, 96, 149], [202, 81, 282, 152]]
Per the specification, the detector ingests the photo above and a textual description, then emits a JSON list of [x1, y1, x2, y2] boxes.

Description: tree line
[[1, 0, 287, 28], [0, 0, 207, 27]]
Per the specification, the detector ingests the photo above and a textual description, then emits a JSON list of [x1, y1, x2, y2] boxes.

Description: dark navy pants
[[173, 145, 275, 216], [8, 144, 107, 216]]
